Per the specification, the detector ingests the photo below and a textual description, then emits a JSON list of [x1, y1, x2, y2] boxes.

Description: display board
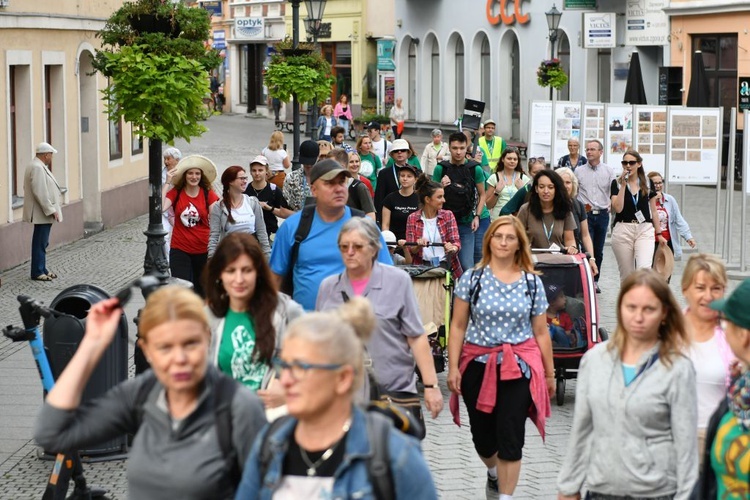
[[604, 104, 634, 173], [666, 107, 721, 185], [633, 106, 668, 176], [582, 103, 605, 151], [553, 101, 583, 166], [527, 101, 552, 161]]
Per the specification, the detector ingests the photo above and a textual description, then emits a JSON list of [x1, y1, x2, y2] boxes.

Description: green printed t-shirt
[[432, 162, 491, 224], [218, 309, 267, 391], [711, 411, 750, 499]]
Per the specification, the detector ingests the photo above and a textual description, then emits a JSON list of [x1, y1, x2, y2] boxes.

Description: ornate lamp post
[[303, 0, 328, 142], [545, 4, 562, 101], [288, 0, 303, 169]]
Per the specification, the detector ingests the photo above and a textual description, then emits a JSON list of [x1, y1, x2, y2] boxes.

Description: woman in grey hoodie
[[557, 269, 698, 500]]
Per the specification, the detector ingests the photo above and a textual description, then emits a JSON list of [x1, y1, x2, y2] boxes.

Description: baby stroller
[[533, 252, 608, 405]]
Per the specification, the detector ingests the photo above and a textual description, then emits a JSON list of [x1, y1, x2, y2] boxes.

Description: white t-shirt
[[687, 334, 728, 429], [262, 147, 289, 173], [371, 137, 392, 162], [226, 196, 256, 235], [421, 215, 445, 265], [324, 117, 333, 136]]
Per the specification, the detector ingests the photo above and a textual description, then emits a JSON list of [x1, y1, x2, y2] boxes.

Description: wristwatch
[[423, 384, 439, 389]]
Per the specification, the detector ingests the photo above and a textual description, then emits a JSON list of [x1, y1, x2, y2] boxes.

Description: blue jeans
[[587, 211, 610, 282], [31, 223, 52, 277], [457, 216, 490, 272], [338, 118, 350, 137]]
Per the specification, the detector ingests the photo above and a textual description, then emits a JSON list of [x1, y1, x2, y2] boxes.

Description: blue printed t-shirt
[[454, 268, 548, 374], [270, 206, 393, 310]]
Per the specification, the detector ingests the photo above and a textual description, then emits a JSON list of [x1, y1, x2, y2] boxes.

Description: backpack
[[280, 205, 366, 295], [258, 411, 395, 500], [440, 161, 477, 221], [468, 267, 537, 325], [133, 371, 241, 488]]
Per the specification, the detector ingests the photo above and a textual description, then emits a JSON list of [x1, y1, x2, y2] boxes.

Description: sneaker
[[485, 472, 499, 499]]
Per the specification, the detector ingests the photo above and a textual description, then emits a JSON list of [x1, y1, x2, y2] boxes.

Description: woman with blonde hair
[[34, 286, 267, 499], [236, 297, 437, 498], [681, 253, 734, 460], [557, 166, 598, 276], [316, 104, 338, 142], [356, 135, 383, 188], [558, 269, 698, 500], [262, 130, 291, 189], [448, 215, 553, 498]]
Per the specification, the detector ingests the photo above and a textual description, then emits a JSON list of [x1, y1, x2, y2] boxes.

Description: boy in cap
[[545, 283, 577, 347]]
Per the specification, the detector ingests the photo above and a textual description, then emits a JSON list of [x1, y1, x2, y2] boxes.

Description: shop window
[[558, 33, 570, 101], [408, 40, 416, 118], [481, 36, 491, 119], [109, 114, 123, 161], [323, 43, 352, 103], [431, 40, 440, 121], [131, 125, 143, 155], [455, 38, 464, 119], [692, 34, 738, 129], [9, 63, 32, 202]]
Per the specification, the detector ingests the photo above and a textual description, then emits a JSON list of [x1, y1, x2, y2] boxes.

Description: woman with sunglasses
[[486, 147, 529, 220], [555, 138, 587, 171], [235, 297, 437, 499], [316, 216, 444, 439], [610, 150, 662, 282], [447, 215, 553, 499]]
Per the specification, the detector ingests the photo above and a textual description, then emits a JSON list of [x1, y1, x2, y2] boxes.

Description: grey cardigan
[[557, 342, 698, 499], [208, 195, 270, 258], [34, 366, 266, 500]]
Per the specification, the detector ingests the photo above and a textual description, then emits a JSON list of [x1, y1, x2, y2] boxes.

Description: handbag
[[379, 390, 425, 440]]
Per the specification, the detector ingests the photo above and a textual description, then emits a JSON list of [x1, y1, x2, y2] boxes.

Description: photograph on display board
[[582, 105, 605, 145], [610, 134, 632, 153], [553, 102, 582, 162], [672, 115, 701, 137]]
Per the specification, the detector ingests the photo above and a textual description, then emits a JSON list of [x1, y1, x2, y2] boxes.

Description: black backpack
[[440, 160, 477, 220], [133, 371, 241, 488], [258, 411, 395, 500], [280, 205, 366, 295]]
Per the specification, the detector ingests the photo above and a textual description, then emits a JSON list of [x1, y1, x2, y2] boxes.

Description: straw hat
[[652, 245, 674, 280], [171, 155, 217, 185]]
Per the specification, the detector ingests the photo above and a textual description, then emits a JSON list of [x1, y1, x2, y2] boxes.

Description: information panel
[[582, 103, 605, 153], [633, 106, 668, 176], [666, 107, 721, 185], [553, 101, 583, 166], [527, 101, 552, 162]]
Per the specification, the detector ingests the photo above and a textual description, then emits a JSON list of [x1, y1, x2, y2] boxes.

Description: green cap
[[710, 279, 750, 330]]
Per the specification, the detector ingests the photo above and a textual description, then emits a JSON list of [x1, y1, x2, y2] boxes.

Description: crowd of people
[[29, 116, 750, 500]]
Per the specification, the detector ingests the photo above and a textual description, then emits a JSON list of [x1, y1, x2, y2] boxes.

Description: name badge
[[634, 210, 646, 223]]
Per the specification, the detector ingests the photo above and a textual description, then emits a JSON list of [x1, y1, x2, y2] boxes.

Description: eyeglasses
[[621, 160, 639, 166], [652, 181, 664, 186], [491, 233, 518, 243], [272, 357, 343, 381], [529, 157, 545, 164], [338, 243, 367, 253], [236, 176, 249, 181]]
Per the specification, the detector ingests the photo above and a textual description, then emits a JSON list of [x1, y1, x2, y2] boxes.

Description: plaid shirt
[[405, 209, 463, 278]]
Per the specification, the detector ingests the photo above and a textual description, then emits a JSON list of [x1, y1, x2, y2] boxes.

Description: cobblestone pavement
[[0, 113, 746, 499]]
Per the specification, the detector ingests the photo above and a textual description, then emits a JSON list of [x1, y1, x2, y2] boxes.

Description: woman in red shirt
[[163, 155, 220, 296]]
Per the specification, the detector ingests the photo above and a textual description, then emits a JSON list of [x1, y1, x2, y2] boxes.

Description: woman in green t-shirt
[[204, 233, 303, 410], [356, 135, 382, 189]]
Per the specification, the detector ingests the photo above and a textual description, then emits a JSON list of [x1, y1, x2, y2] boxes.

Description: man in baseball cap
[[283, 140, 319, 211], [374, 138, 421, 224], [478, 118, 505, 172], [269, 158, 392, 310]]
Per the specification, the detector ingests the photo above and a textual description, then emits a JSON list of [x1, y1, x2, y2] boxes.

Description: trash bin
[[42, 284, 128, 460]]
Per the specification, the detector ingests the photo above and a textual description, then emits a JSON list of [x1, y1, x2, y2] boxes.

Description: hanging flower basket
[[537, 59, 568, 90], [264, 38, 335, 104]]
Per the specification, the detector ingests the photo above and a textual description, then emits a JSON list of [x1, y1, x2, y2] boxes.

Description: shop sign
[[564, 0, 596, 8], [486, 0, 529, 26], [317, 22, 332, 39], [583, 12, 615, 48], [377, 39, 396, 71], [625, 0, 669, 46], [201, 0, 222, 17], [739, 77, 750, 112], [213, 30, 226, 50], [235, 18, 265, 40]]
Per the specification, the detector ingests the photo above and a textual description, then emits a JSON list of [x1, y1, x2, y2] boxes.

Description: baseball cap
[[249, 155, 269, 166], [382, 230, 397, 247], [396, 164, 419, 176], [710, 279, 750, 330], [309, 159, 351, 185], [299, 140, 320, 165], [36, 142, 57, 154], [484, 119, 496, 127], [545, 283, 564, 303], [367, 121, 380, 131]]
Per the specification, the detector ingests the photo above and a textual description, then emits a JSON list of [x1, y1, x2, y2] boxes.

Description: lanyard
[[628, 184, 639, 208], [503, 172, 517, 188], [542, 218, 555, 243], [393, 166, 400, 189]]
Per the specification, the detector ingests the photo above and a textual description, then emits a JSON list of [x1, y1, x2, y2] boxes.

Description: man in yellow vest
[[478, 119, 506, 173]]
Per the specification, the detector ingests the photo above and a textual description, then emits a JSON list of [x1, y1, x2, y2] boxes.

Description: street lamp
[[545, 4, 562, 101], [303, 0, 327, 141], [288, 0, 302, 169]]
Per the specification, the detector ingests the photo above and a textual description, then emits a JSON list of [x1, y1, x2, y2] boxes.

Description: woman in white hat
[[163, 155, 220, 296]]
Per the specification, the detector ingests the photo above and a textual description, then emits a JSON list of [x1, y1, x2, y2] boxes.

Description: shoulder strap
[[213, 375, 240, 487], [366, 412, 395, 500], [133, 371, 158, 426], [350, 207, 366, 218], [281, 205, 316, 295], [468, 267, 486, 324], [524, 272, 537, 320], [174, 188, 182, 209], [259, 415, 294, 481]]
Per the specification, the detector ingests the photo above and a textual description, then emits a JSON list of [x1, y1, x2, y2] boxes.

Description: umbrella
[[623, 52, 648, 105], [686, 50, 710, 107]]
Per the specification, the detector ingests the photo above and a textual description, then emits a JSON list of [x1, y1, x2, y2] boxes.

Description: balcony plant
[[537, 59, 568, 90], [264, 37, 335, 104]]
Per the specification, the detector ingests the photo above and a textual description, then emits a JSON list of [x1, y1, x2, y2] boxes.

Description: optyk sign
[[235, 18, 264, 40]]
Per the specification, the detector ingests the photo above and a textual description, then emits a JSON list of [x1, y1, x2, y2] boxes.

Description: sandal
[[32, 274, 53, 282], [46, 272, 58, 279]]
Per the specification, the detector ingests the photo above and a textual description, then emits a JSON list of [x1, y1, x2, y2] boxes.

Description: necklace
[[299, 418, 351, 477], [248, 182, 265, 198]]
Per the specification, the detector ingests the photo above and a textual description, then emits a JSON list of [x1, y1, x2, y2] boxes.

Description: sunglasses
[[621, 160, 639, 166], [529, 157, 545, 164]]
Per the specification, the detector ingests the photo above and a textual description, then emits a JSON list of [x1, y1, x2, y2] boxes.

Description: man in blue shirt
[[270, 159, 392, 310]]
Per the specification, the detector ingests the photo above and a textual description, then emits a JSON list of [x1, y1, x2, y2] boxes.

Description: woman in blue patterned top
[[447, 215, 554, 499]]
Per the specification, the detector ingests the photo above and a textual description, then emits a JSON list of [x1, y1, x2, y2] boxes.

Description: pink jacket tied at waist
[[450, 340, 551, 440]]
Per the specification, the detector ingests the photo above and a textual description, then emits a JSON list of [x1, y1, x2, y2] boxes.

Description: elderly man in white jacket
[[23, 142, 64, 281]]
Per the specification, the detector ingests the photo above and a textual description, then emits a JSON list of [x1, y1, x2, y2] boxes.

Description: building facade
[[1, 1, 149, 271], [394, 0, 671, 141]]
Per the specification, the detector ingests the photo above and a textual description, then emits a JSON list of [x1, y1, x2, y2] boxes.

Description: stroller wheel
[[598, 327, 609, 341], [556, 377, 566, 406]]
